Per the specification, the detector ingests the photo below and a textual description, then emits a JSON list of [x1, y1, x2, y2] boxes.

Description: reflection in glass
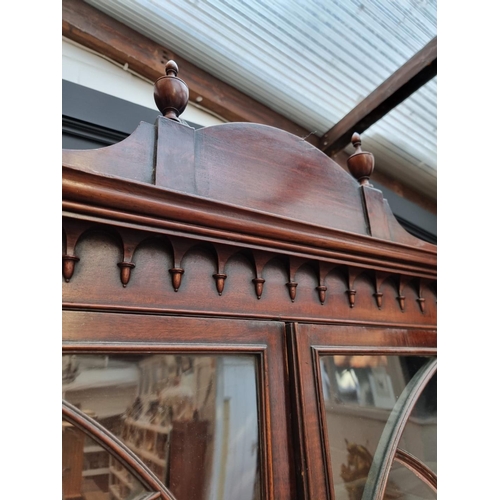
[[399, 373, 437, 474], [319, 355, 436, 500], [62, 354, 260, 500], [62, 417, 148, 500]]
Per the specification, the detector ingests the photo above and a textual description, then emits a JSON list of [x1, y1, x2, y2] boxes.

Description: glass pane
[[399, 373, 437, 474], [63, 354, 260, 500], [319, 355, 436, 500], [386, 461, 436, 499], [62, 417, 148, 500]]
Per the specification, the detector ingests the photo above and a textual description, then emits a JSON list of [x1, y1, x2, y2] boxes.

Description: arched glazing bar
[[62, 399, 177, 500], [361, 357, 437, 500], [394, 448, 437, 492]]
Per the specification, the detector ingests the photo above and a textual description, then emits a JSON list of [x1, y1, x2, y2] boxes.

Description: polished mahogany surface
[[62, 60, 436, 500]]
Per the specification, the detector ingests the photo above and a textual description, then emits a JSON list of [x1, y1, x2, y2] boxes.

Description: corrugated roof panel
[[85, 0, 437, 198]]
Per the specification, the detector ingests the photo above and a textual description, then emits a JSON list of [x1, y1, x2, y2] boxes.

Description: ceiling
[[84, 0, 437, 199]]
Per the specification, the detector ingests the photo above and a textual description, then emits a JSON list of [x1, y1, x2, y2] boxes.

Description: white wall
[[62, 38, 225, 127]]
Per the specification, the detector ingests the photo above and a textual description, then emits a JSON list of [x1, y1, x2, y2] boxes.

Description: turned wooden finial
[[165, 60, 178, 76], [347, 132, 375, 186], [154, 60, 189, 121]]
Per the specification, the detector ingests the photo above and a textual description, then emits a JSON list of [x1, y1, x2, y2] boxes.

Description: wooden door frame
[[63, 311, 294, 500], [286, 322, 437, 500]]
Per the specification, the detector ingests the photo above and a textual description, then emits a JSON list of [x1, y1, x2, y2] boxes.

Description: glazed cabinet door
[[287, 323, 437, 500], [62, 312, 292, 500]]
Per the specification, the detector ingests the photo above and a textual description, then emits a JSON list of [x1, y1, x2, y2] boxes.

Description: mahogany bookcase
[[62, 61, 436, 500]]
